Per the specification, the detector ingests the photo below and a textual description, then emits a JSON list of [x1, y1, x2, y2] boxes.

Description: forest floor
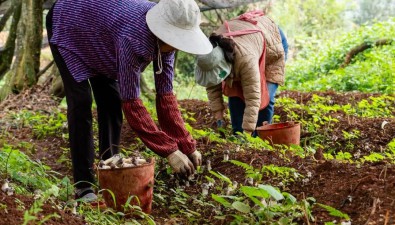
[[0, 87, 394, 225]]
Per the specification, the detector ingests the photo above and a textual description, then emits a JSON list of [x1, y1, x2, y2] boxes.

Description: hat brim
[[146, 6, 213, 55]]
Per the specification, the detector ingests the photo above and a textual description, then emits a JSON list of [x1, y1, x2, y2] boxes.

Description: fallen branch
[[36, 60, 54, 78], [341, 39, 393, 68]]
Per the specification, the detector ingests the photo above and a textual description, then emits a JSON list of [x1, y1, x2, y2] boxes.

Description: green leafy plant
[[316, 203, 350, 220], [22, 185, 61, 225]]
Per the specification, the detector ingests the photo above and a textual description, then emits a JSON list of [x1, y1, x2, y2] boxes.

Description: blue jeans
[[229, 82, 278, 136]]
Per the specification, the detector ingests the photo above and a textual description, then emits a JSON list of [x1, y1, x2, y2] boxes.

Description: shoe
[[75, 187, 106, 209]]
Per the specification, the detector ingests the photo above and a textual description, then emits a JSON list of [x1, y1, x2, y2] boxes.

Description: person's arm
[[117, 39, 178, 158], [153, 52, 198, 157], [239, 55, 262, 133], [206, 83, 226, 120]]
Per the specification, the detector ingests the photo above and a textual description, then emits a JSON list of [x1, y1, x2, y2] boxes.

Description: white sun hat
[[146, 0, 213, 55], [195, 46, 232, 87]]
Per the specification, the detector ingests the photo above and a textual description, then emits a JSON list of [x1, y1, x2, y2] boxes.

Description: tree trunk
[[0, 0, 21, 80], [0, 3, 13, 32], [11, 0, 43, 90], [0, 0, 43, 101]]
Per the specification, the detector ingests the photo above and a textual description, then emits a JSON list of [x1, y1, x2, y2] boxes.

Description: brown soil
[[0, 89, 394, 224], [0, 191, 84, 225]]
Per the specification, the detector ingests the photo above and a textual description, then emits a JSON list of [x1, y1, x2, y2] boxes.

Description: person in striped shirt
[[46, 0, 212, 201]]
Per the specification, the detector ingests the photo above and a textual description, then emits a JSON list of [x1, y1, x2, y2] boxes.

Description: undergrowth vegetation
[[285, 18, 395, 94]]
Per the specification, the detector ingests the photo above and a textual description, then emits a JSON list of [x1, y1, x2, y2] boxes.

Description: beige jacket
[[206, 16, 285, 131]]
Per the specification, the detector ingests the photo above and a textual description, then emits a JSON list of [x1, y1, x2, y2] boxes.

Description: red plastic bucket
[[256, 121, 301, 146], [97, 158, 155, 214]]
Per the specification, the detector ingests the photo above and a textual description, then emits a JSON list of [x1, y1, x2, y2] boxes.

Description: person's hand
[[167, 150, 195, 176], [188, 150, 202, 168]]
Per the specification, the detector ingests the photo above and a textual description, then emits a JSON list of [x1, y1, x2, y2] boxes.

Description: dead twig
[[302, 192, 311, 225], [378, 165, 388, 182], [384, 210, 390, 225], [364, 197, 380, 225]]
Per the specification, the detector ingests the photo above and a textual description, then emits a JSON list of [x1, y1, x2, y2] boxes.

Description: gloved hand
[[188, 150, 202, 168], [167, 150, 195, 176]]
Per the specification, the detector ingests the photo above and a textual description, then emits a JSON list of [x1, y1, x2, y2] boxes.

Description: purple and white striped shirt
[[50, 0, 174, 100]]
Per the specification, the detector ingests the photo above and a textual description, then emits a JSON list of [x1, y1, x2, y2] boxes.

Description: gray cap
[[194, 46, 232, 87]]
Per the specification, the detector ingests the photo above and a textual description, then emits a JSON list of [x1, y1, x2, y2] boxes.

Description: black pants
[[47, 6, 123, 189]]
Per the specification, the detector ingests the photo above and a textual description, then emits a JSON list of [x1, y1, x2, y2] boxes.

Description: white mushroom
[[201, 183, 209, 196], [341, 221, 351, 225], [354, 150, 361, 159], [224, 150, 230, 161], [72, 202, 78, 215], [207, 160, 212, 171], [103, 154, 121, 165], [225, 187, 232, 195], [102, 165, 111, 170], [135, 157, 147, 165], [33, 189, 42, 199], [6, 187, 14, 196], [381, 121, 389, 129], [1, 180, 9, 192], [232, 181, 238, 189], [246, 177, 254, 186], [123, 158, 133, 164], [122, 162, 134, 168]]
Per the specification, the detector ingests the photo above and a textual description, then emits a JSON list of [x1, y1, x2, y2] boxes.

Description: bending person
[[195, 11, 288, 136], [47, 0, 212, 201]]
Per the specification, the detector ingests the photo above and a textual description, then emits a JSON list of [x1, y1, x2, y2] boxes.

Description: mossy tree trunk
[[0, 0, 43, 100], [0, 0, 21, 79]]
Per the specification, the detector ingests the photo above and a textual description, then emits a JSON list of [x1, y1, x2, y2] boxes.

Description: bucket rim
[[256, 121, 300, 131], [97, 158, 155, 172]]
